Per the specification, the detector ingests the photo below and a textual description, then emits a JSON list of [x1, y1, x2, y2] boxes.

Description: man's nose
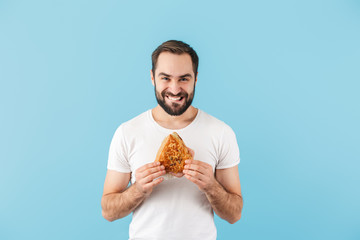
[[168, 80, 181, 95]]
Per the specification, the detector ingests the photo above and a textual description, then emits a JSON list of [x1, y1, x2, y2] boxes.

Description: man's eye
[[180, 78, 188, 81], [162, 77, 170, 80]]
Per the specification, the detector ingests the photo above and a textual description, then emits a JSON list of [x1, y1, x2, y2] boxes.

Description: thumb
[[187, 147, 195, 158]]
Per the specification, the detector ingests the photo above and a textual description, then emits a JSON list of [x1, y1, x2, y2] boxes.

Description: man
[[101, 40, 243, 239]]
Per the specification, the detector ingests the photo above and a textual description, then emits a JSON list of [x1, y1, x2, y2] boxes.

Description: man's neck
[[152, 105, 198, 130]]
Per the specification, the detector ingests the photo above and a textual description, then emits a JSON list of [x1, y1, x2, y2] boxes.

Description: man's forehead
[[156, 52, 194, 76]]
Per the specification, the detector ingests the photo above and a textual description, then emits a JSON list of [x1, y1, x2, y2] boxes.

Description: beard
[[154, 83, 195, 116]]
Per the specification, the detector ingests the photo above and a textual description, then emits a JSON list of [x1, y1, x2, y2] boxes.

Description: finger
[[143, 177, 164, 190], [184, 162, 207, 174], [143, 169, 166, 183], [184, 160, 211, 175], [184, 173, 204, 186], [137, 162, 161, 173], [170, 172, 184, 178], [141, 165, 165, 178], [136, 164, 164, 181], [183, 169, 205, 182], [185, 159, 210, 167]]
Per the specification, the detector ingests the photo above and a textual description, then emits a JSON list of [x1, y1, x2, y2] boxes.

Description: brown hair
[[151, 40, 199, 76]]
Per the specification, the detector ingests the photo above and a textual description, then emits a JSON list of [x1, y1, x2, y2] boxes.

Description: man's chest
[[126, 132, 219, 182]]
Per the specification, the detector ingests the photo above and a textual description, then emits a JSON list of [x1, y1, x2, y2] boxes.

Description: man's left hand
[[183, 159, 215, 193]]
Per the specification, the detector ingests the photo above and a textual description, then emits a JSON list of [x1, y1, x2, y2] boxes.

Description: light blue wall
[[1, 0, 359, 239]]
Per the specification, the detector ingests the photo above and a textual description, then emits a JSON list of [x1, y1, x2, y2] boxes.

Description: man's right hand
[[134, 162, 166, 197]]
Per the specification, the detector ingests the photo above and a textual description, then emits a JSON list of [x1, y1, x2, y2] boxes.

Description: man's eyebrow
[[179, 73, 193, 78], [158, 72, 193, 78], [158, 72, 171, 77]]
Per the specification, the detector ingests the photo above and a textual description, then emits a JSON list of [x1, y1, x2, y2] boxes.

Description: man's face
[[151, 52, 197, 116]]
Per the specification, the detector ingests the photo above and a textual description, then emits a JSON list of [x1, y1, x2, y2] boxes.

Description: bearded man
[[101, 40, 243, 240]]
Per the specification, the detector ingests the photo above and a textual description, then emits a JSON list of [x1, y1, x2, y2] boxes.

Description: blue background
[[1, 0, 359, 239]]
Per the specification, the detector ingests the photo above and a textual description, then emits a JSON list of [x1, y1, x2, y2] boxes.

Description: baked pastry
[[155, 132, 192, 173]]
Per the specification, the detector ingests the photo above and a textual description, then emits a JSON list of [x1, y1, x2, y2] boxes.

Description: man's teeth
[[168, 96, 181, 101]]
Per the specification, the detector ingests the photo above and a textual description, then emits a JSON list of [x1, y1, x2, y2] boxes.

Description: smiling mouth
[[166, 95, 184, 101]]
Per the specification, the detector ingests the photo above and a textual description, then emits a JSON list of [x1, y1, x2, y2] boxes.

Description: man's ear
[[151, 69, 155, 86], [195, 72, 198, 86]]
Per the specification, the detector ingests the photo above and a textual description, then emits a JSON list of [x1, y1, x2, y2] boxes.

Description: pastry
[[155, 132, 192, 173]]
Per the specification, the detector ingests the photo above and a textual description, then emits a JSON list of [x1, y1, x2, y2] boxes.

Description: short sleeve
[[216, 124, 240, 169], [107, 125, 131, 173]]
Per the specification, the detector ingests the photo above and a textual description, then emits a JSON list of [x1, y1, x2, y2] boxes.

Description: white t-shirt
[[107, 109, 240, 240]]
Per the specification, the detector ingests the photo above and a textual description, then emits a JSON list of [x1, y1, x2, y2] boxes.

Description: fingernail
[[185, 160, 190, 164]]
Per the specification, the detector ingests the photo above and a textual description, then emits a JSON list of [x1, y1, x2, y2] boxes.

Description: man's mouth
[[166, 95, 184, 102]]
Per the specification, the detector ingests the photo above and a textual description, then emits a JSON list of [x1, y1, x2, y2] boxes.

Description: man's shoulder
[[197, 109, 237, 139], [123, 110, 149, 126], [198, 109, 230, 128], [115, 110, 151, 134]]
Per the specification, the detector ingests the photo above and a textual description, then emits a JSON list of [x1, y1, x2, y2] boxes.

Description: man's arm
[[183, 161, 243, 224], [101, 170, 142, 222], [209, 166, 243, 223], [101, 162, 166, 222]]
